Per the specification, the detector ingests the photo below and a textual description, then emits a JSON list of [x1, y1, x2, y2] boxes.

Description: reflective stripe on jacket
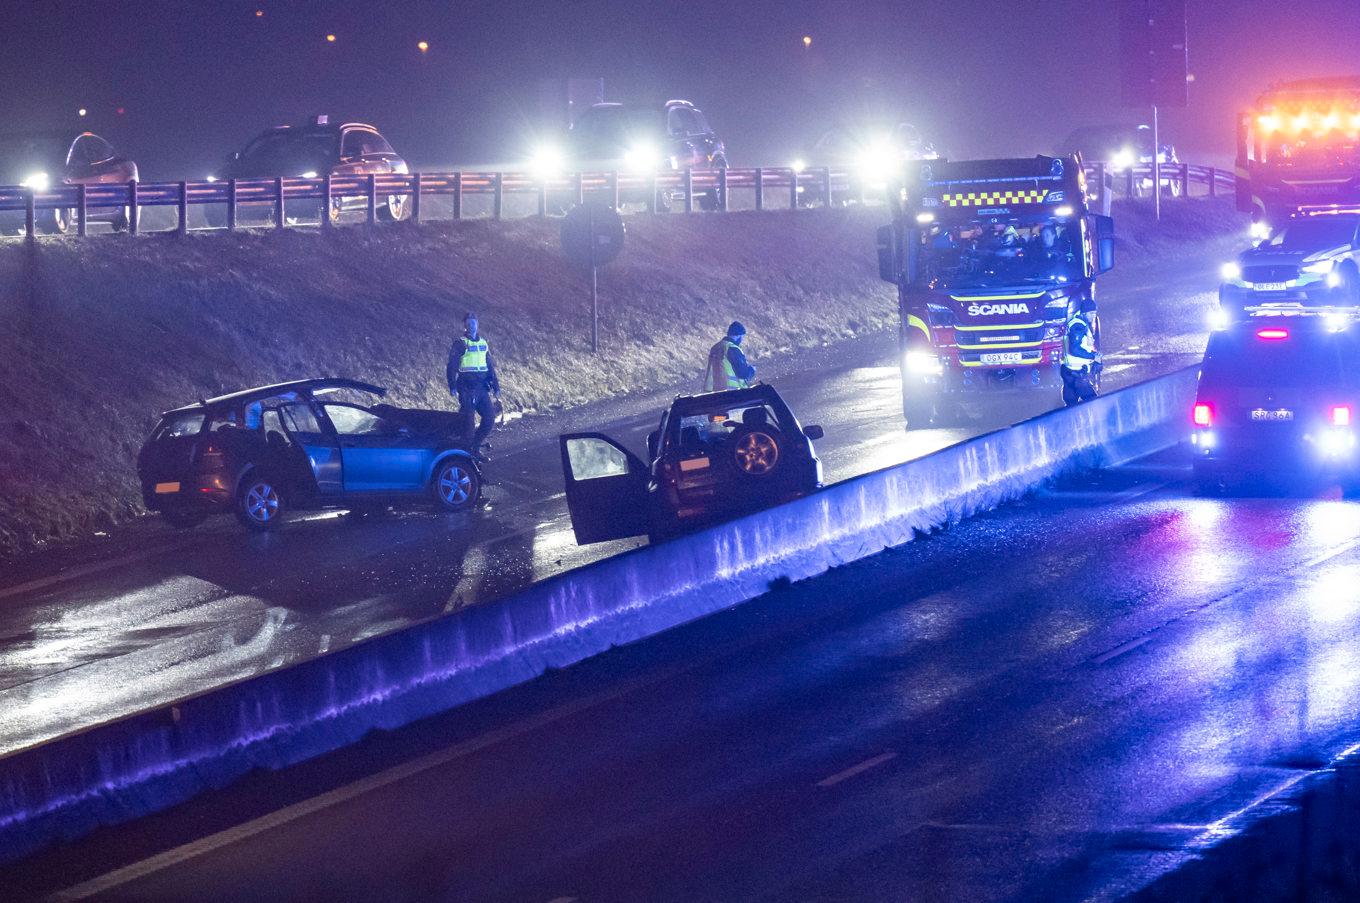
[[705, 338, 747, 391], [459, 337, 489, 372], [1063, 316, 1097, 371]]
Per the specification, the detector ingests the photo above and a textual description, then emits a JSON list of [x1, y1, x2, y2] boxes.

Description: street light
[[802, 35, 812, 47], [417, 40, 429, 52], [326, 33, 336, 43]]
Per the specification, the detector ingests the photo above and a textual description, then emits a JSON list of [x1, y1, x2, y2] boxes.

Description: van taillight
[[1193, 403, 1213, 427], [1333, 405, 1352, 427], [1256, 327, 1289, 340]]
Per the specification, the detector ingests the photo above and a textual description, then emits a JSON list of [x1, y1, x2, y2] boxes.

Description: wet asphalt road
[[0, 246, 1221, 757], [15, 446, 1360, 902]]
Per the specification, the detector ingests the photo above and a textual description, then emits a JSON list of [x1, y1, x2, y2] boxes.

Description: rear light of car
[[1256, 327, 1289, 340], [1192, 402, 1214, 427], [1333, 405, 1352, 427]]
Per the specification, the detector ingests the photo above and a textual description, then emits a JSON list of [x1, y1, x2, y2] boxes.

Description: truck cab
[[877, 155, 1115, 427]]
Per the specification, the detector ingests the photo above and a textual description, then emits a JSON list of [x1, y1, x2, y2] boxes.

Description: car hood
[[1240, 246, 1348, 267]]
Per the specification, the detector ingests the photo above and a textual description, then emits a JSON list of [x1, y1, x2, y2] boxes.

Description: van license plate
[[1250, 409, 1293, 422], [979, 352, 1024, 365], [1253, 282, 1289, 292], [154, 482, 181, 494]]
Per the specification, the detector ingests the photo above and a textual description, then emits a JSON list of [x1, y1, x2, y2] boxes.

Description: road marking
[[816, 751, 898, 788], [0, 539, 198, 602], [49, 652, 709, 901], [546, 897, 578, 903], [1091, 634, 1154, 664]]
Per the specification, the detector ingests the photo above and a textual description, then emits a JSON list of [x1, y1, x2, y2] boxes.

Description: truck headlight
[[623, 142, 661, 173], [905, 350, 943, 376], [20, 171, 49, 191], [1220, 261, 1242, 281], [1207, 307, 1230, 331]]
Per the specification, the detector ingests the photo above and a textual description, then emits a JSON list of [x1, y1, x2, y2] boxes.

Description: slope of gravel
[[0, 200, 1243, 557]]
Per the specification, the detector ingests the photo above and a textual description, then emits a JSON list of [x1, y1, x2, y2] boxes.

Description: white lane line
[[1091, 634, 1154, 665], [49, 653, 705, 901], [0, 540, 198, 602], [546, 897, 578, 903], [815, 751, 898, 788]]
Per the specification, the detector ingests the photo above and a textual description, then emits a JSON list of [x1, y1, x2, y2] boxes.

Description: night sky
[[2, 0, 1358, 177]]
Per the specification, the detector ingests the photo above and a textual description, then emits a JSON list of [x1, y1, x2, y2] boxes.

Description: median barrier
[[0, 366, 1199, 863]]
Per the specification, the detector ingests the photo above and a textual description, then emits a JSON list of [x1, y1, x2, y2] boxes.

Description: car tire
[[162, 509, 206, 530], [111, 206, 137, 233], [1342, 263, 1360, 307], [730, 426, 783, 477], [40, 207, 72, 235], [235, 473, 285, 531], [431, 457, 481, 512], [699, 156, 727, 211], [379, 193, 410, 222]]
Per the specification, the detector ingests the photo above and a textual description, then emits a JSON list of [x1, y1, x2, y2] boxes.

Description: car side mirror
[[1093, 214, 1115, 274], [804, 425, 824, 441], [647, 429, 660, 459]]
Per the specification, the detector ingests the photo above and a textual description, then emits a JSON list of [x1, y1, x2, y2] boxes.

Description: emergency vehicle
[[1236, 77, 1360, 230], [876, 155, 1116, 426], [1193, 307, 1360, 490]]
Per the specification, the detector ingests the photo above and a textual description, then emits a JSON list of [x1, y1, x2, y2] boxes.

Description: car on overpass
[[559, 384, 823, 544], [1192, 314, 1360, 490], [206, 116, 411, 226], [531, 100, 727, 212], [1217, 210, 1360, 321], [1057, 122, 1180, 196], [138, 378, 482, 531], [0, 131, 137, 235]]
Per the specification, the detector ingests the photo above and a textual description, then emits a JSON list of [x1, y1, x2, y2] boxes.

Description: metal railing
[[0, 161, 1234, 239]]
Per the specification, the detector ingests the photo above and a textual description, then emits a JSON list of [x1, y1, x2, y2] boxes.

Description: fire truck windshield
[[917, 220, 1082, 290], [1262, 134, 1360, 170]]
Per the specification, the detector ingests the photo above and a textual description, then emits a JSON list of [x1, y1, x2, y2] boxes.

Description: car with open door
[[559, 384, 823, 544], [137, 378, 481, 531], [0, 130, 138, 234]]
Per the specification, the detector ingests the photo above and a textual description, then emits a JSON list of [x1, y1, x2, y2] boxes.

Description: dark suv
[[1218, 212, 1360, 320], [208, 117, 410, 225], [559, 384, 823, 544], [563, 100, 726, 210], [1192, 316, 1360, 490], [138, 378, 481, 531]]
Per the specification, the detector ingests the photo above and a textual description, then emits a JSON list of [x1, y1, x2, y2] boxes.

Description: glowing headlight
[[1326, 312, 1349, 332], [915, 212, 935, 224], [206, 174, 218, 183], [905, 350, 943, 376], [1303, 258, 1335, 274], [300, 171, 319, 179], [1053, 205, 1073, 218], [1207, 306, 1230, 331], [1328, 272, 1343, 288], [1249, 221, 1271, 241], [1110, 148, 1135, 171], [529, 144, 565, 178], [623, 143, 661, 173], [790, 158, 807, 174], [856, 142, 897, 184], [20, 171, 49, 191], [1220, 261, 1242, 281]]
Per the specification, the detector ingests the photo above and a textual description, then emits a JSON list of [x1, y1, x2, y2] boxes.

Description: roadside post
[[560, 202, 625, 353], [1119, 0, 1189, 221]]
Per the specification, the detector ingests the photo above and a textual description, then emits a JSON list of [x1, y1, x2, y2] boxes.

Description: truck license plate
[[154, 481, 181, 494], [1250, 408, 1293, 422], [979, 352, 1024, 365], [1253, 282, 1289, 292]]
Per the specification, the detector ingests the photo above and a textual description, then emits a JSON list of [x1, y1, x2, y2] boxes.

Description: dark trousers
[[456, 379, 495, 446], [1060, 365, 1098, 406]]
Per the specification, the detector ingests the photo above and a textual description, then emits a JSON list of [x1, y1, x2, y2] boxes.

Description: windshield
[[570, 108, 664, 156], [1267, 217, 1357, 252], [241, 132, 337, 170], [916, 219, 1083, 290], [1262, 135, 1360, 170], [1202, 329, 1355, 389]]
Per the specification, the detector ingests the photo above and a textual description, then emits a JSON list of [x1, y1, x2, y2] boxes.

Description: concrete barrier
[[0, 366, 1198, 863]]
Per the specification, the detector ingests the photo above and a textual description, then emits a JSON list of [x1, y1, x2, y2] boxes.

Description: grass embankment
[[0, 199, 1242, 557]]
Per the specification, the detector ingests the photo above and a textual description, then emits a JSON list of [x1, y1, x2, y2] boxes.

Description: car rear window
[[154, 411, 204, 439], [1201, 328, 1359, 389]]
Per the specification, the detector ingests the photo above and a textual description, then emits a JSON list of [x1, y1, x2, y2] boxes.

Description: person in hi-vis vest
[[704, 321, 756, 392], [446, 311, 500, 460], [1060, 307, 1101, 406]]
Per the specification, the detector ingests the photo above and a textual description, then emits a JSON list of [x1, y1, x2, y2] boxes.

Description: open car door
[[560, 433, 650, 544]]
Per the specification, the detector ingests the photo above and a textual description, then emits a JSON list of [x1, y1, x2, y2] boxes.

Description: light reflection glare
[[1304, 501, 1360, 544], [1306, 566, 1360, 624]]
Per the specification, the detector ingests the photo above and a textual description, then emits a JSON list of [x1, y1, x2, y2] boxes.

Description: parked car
[[0, 131, 137, 234], [1058, 123, 1180, 196], [534, 100, 727, 211], [791, 121, 939, 204], [206, 116, 410, 226], [1217, 210, 1360, 320], [559, 384, 823, 544], [138, 378, 481, 531]]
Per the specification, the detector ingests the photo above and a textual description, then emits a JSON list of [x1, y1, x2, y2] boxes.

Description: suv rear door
[[560, 433, 650, 544]]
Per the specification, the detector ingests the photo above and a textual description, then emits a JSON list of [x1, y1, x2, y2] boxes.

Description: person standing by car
[[704, 321, 757, 392], [446, 312, 499, 461], [1060, 307, 1101, 406]]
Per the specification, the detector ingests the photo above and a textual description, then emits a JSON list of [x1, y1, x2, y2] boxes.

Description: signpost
[[560, 202, 625, 353], [1119, 0, 1188, 220]]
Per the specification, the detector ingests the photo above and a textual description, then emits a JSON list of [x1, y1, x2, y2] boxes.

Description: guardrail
[[0, 162, 1233, 239], [0, 366, 1198, 865]]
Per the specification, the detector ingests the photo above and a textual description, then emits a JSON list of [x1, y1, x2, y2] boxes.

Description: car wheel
[[431, 458, 481, 512], [379, 193, 410, 222], [235, 474, 284, 530], [40, 207, 72, 235], [731, 427, 782, 477], [699, 156, 727, 211], [111, 206, 138, 233], [1342, 263, 1360, 307], [162, 509, 206, 530]]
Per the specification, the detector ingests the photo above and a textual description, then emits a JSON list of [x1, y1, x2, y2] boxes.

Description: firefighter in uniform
[[446, 312, 499, 460], [1060, 307, 1101, 406], [704, 321, 757, 392]]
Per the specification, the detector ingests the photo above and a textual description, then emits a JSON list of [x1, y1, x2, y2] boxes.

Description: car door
[[560, 433, 650, 544], [321, 402, 425, 492], [279, 401, 342, 495]]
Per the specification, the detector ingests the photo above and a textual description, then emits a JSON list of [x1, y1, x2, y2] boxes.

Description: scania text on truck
[[876, 155, 1115, 427], [1236, 76, 1360, 230]]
